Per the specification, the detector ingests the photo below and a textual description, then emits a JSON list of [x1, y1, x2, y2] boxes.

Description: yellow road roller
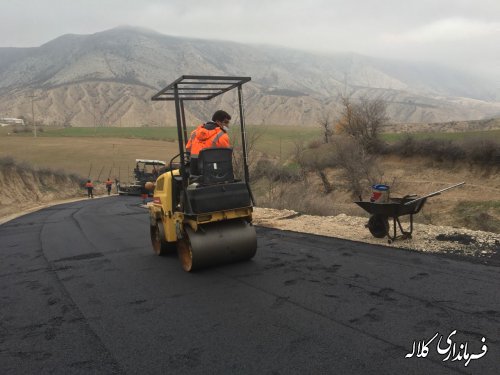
[[148, 75, 257, 271]]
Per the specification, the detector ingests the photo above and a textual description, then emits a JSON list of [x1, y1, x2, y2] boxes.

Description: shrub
[[301, 143, 338, 170], [386, 135, 499, 166], [252, 159, 302, 183], [464, 139, 500, 166], [0, 156, 15, 168], [330, 136, 384, 198], [307, 139, 323, 149], [455, 201, 500, 232]]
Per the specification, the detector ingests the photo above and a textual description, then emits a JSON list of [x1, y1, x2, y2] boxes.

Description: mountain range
[[0, 26, 499, 127]]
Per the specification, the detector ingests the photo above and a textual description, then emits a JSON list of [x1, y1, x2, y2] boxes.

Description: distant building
[[0, 118, 25, 127]]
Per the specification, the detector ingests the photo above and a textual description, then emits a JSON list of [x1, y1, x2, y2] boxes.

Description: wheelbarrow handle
[[403, 182, 465, 206]]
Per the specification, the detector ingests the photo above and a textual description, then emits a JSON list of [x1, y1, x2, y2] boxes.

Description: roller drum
[[178, 219, 257, 271]]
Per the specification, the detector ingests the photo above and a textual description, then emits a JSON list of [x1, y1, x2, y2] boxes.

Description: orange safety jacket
[[85, 182, 94, 188], [186, 122, 230, 157], [105, 180, 113, 187]]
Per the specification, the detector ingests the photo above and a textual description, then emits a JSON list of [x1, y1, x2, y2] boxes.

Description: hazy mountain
[[0, 26, 499, 127]]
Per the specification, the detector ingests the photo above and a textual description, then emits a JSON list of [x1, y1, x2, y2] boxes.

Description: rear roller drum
[[150, 221, 176, 256], [177, 219, 257, 272]]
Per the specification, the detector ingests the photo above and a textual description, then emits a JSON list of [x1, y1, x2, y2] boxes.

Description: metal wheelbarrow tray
[[354, 182, 465, 243]]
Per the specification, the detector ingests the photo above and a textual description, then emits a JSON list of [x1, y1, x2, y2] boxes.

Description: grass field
[[0, 136, 179, 184], [2, 125, 321, 182], [3, 125, 323, 158], [7, 126, 180, 142]]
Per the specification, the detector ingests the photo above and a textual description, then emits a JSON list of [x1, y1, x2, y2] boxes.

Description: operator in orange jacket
[[186, 110, 231, 158]]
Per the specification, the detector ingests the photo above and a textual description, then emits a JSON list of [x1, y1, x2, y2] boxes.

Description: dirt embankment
[[0, 158, 90, 221]]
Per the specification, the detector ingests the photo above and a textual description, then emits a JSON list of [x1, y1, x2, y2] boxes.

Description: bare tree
[[297, 143, 337, 195], [62, 110, 74, 128], [316, 170, 333, 194], [317, 112, 334, 144], [336, 95, 388, 152], [230, 126, 264, 179], [291, 140, 309, 183], [331, 135, 384, 198]]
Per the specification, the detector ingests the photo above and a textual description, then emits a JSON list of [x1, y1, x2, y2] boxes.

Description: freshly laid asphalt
[[0, 196, 498, 374]]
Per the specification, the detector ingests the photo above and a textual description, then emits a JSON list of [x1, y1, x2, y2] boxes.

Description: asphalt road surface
[[1, 196, 499, 374]]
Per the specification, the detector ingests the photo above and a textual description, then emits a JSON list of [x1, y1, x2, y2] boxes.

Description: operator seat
[[185, 147, 250, 214], [197, 147, 234, 185]]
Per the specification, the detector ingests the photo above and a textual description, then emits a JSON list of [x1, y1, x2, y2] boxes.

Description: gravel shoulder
[[253, 207, 499, 265]]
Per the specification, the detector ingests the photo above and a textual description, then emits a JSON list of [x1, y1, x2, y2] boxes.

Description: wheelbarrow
[[354, 182, 465, 243]]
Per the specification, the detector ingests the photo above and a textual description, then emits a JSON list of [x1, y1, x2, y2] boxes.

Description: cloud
[[382, 17, 500, 44], [0, 0, 498, 79]]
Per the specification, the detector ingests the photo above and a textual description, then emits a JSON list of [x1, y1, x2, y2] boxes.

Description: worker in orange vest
[[105, 178, 113, 195], [186, 110, 231, 160], [85, 180, 94, 198]]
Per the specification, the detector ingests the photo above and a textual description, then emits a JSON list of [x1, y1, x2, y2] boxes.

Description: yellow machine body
[[148, 170, 257, 271]]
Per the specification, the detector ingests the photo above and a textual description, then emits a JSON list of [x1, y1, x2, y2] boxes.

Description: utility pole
[[93, 102, 97, 135], [112, 143, 115, 178], [28, 94, 37, 137]]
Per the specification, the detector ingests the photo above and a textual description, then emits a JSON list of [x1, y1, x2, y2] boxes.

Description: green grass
[[55, 127, 500, 142], [233, 125, 321, 157], [381, 129, 500, 143], [29, 126, 180, 141]]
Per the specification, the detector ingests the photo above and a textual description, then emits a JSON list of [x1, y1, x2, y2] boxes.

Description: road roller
[[148, 75, 257, 271]]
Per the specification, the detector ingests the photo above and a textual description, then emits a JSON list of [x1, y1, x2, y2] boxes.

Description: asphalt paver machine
[[118, 159, 166, 196], [148, 75, 257, 271]]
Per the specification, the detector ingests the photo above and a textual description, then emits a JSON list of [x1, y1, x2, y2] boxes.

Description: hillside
[[1, 26, 499, 127]]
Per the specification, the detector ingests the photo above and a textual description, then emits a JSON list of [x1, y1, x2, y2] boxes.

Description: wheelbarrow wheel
[[367, 215, 389, 238]]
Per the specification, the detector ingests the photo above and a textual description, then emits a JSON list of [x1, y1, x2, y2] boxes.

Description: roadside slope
[[0, 157, 87, 219]]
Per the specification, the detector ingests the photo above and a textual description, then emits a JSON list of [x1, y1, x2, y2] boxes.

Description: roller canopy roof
[[151, 75, 251, 101]]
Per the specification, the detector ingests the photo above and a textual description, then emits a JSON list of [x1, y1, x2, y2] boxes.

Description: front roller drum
[[177, 219, 257, 272]]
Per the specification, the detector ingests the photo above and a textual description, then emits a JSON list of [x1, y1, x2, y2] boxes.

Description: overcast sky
[[1, 0, 499, 78]]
